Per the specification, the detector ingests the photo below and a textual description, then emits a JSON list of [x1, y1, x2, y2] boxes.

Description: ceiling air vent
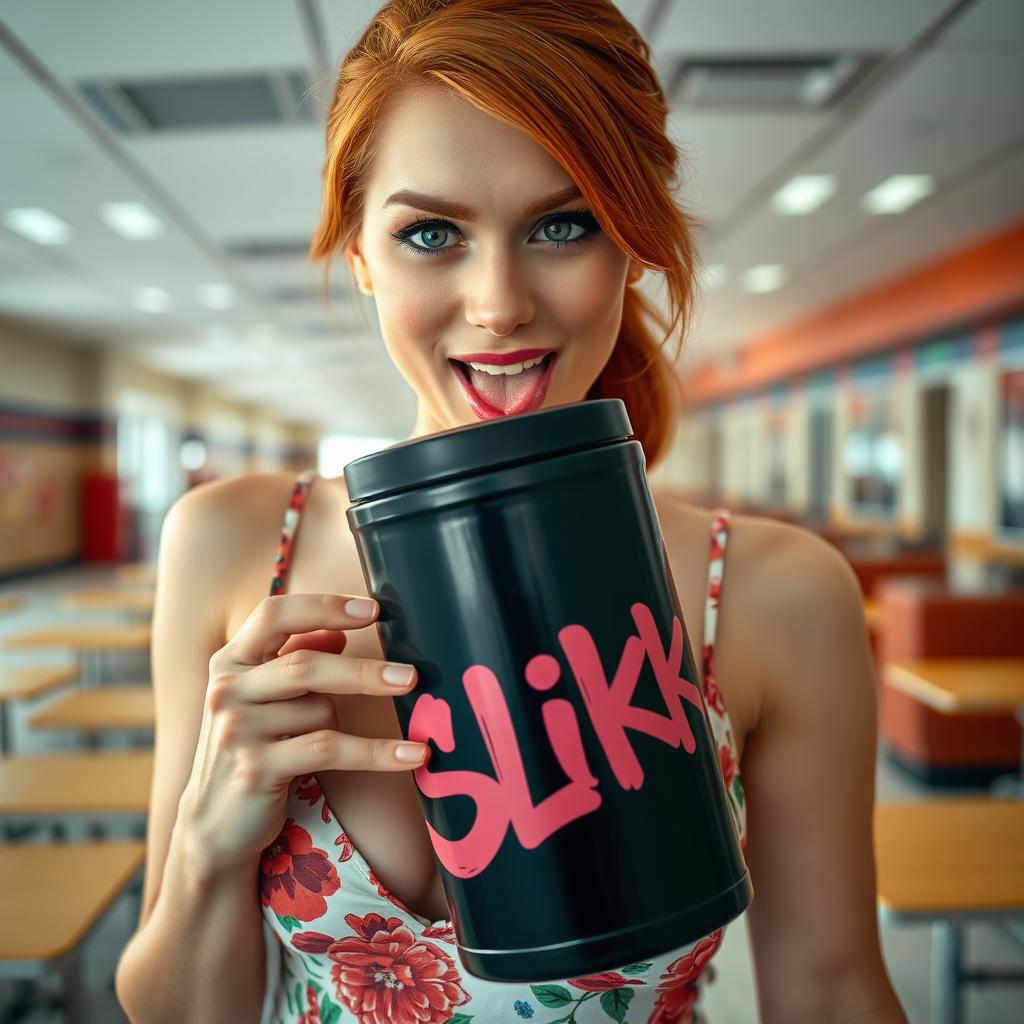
[[223, 238, 313, 260], [78, 69, 318, 134], [267, 284, 351, 304], [667, 54, 878, 111]]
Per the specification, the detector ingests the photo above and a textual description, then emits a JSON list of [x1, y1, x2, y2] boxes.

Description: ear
[[345, 237, 374, 296], [626, 259, 644, 285]]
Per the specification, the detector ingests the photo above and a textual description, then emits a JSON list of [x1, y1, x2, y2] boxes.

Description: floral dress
[[259, 471, 746, 1024]]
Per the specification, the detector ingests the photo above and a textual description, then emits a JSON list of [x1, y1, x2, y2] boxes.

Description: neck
[[405, 401, 449, 442]]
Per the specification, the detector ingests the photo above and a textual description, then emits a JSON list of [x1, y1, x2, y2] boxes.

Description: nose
[[463, 245, 535, 338]]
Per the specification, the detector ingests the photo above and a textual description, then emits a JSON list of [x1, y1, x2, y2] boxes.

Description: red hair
[[309, 0, 699, 467]]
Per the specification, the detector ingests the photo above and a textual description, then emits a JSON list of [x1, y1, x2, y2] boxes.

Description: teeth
[[463, 354, 548, 376]]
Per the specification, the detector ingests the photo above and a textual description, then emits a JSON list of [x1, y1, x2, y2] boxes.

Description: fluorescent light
[[742, 264, 788, 294], [100, 201, 163, 240], [772, 174, 838, 215], [701, 263, 728, 289], [197, 282, 237, 310], [862, 175, 934, 215], [133, 286, 171, 314], [2, 207, 73, 245]]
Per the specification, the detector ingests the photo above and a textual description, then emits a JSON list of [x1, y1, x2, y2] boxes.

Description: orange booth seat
[[876, 577, 1024, 785], [838, 541, 947, 596]]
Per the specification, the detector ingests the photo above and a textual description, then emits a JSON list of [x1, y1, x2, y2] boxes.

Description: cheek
[[375, 272, 452, 359], [548, 254, 627, 349]]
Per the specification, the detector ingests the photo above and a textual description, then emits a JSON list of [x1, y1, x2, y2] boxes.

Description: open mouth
[[449, 351, 557, 419]]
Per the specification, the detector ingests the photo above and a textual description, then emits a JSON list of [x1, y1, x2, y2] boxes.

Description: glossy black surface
[[344, 401, 750, 981]]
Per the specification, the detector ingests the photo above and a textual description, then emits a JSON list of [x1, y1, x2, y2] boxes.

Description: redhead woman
[[115, 2, 908, 1022]]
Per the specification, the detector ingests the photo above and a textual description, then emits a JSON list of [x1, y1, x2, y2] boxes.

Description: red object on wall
[[80, 472, 124, 561]]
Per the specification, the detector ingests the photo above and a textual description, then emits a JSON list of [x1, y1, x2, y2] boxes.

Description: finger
[[227, 593, 378, 667], [235, 648, 417, 704], [228, 694, 339, 741], [267, 729, 431, 777], [277, 629, 349, 659]]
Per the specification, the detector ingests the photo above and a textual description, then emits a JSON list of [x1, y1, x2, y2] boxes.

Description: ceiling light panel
[[133, 286, 171, 314], [100, 201, 164, 239], [861, 175, 935, 214], [3, 207, 74, 245], [771, 174, 839, 215], [742, 264, 788, 294]]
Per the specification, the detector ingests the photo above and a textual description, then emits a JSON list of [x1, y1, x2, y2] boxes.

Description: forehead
[[364, 84, 574, 212]]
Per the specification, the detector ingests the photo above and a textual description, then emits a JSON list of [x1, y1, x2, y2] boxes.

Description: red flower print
[[718, 744, 738, 791], [295, 774, 332, 825], [334, 831, 355, 862], [708, 531, 725, 564], [568, 970, 645, 991], [293, 931, 335, 953], [260, 819, 340, 921], [701, 661, 726, 716], [296, 982, 322, 1024], [648, 930, 723, 1024], [322, 912, 471, 1024], [422, 921, 457, 945]]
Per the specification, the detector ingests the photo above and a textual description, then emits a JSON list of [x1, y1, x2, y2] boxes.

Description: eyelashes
[[390, 208, 601, 258]]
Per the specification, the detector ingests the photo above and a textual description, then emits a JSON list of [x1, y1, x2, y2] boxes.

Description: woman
[[115, 2, 907, 1022]]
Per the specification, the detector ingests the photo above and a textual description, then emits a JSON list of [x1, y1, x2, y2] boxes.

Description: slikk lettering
[[407, 601, 706, 878]]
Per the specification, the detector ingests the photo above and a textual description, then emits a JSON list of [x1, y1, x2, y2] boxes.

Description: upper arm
[[737, 525, 905, 1023], [136, 477, 267, 931]]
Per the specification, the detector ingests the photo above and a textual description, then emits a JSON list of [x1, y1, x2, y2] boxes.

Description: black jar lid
[[343, 398, 633, 503]]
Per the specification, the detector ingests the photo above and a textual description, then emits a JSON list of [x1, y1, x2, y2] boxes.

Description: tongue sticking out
[[464, 358, 548, 414]]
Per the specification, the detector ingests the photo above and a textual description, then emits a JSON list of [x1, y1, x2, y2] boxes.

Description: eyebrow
[[382, 184, 584, 220]]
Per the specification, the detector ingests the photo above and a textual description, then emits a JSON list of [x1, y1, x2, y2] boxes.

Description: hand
[[178, 593, 427, 873]]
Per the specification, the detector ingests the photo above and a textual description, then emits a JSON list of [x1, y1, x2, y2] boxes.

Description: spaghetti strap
[[269, 469, 318, 596], [701, 507, 731, 690]]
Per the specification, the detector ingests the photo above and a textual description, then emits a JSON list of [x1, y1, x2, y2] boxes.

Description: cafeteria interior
[[2, 1, 1024, 1022]]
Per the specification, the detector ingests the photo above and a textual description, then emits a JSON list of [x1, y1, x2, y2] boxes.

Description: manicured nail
[[382, 664, 415, 687], [345, 598, 377, 618], [395, 743, 427, 763]]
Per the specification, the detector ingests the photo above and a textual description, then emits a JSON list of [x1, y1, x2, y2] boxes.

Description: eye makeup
[[389, 208, 601, 258]]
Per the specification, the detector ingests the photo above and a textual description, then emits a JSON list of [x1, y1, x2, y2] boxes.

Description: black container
[[344, 399, 751, 982]]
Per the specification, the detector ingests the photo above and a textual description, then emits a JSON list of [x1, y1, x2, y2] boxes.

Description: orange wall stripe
[[683, 220, 1024, 404]]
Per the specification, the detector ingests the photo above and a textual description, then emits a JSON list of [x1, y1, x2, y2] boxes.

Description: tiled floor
[[1, 566, 1021, 1023]]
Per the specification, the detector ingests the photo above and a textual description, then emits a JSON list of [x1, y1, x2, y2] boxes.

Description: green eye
[[392, 209, 600, 258]]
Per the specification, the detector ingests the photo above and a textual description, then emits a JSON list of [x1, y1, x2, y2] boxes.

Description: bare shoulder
[[157, 471, 305, 640], [651, 492, 865, 719]]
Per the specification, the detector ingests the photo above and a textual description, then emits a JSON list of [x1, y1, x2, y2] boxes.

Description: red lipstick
[[450, 348, 555, 366]]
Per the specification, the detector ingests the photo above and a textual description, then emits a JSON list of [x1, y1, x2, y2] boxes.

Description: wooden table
[[4, 625, 152, 685], [886, 659, 1024, 793], [0, 595, 23, 616], [0, 750, 153, 819], [875, 800, 1024, 1024], [0, 665, 79, 754], [61, 588, 154, 615], [28, 685, 154, 733], [0, 840, 145, 1024], [3, 625, 151, 652]]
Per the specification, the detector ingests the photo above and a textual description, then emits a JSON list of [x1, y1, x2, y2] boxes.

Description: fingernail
[[345, 598, 377, 618], [395, 743, 427, 763], [382, 664, 415, 687]]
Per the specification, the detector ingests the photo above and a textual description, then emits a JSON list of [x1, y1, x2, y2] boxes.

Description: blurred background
[[0, 1, 1022, 1021]]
